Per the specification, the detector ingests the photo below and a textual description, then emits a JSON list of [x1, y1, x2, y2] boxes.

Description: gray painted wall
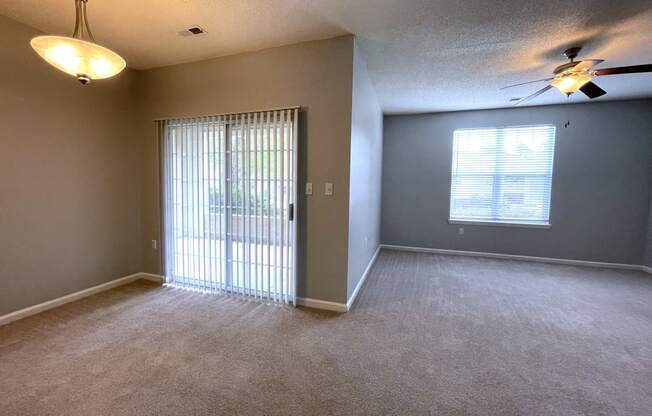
[[382, 100, 652, 265], [347, 40, 383, 300], [0, 16, 142, 315], [644, 169, 652, 267], [137, 36, 355, 303]]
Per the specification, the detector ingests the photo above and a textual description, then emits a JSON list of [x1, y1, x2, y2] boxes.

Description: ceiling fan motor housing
[[553, 62, 580, 75], [563, 47, 582, 61]]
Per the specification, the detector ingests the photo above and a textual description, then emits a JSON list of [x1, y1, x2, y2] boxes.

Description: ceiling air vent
[[188, 26, 204, 35], [179, 26, 206, 37]]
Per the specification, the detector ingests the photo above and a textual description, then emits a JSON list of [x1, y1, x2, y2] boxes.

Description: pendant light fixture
[[30, 0, 126, 85]]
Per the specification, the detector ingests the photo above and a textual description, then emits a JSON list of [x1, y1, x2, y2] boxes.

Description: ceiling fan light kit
[[550, 71, 592, 95], [30, 0, 126, 85]]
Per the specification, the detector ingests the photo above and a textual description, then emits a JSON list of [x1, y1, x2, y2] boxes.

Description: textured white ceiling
[[2, 0, 652, 113]]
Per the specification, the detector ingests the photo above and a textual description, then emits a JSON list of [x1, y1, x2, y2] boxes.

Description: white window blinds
[[449, 125, 556, 226]]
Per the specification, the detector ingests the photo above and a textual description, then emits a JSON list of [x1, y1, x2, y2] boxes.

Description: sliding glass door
[[161, 109, 298, 304]]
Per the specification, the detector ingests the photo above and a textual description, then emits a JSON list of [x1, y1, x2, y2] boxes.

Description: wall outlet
[[151, 239, 158, 250], [458, 227, 464, 235], [305, 182, 313, 195], [325, 182, 334, 196]]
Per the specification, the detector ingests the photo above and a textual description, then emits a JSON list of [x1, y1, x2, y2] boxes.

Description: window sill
[[448, 219, 551, 229]]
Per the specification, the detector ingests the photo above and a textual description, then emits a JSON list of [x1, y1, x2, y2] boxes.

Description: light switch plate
[[306, 182, 313, 195], [325, 183, 334, 196]]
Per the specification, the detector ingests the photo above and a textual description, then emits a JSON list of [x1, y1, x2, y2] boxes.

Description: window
[[449, 125, 556, 227]]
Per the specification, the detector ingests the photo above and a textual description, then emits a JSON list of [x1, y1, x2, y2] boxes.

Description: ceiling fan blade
[[515, 85, 553, 106], [579, 81, 607, 99], [573, 59, 604, 72], [500, 78, 553, 90], [594, 64, 652, 76]]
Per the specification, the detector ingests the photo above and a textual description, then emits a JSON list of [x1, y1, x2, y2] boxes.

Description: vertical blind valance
[[449, 125, 556, 225]]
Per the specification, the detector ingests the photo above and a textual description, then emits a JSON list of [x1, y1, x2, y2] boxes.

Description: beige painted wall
[[137, 35, 355, 303], [0, 16, 143, 315]]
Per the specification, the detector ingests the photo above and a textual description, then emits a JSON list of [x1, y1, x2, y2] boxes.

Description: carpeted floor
[[2, 249, 652, 415]]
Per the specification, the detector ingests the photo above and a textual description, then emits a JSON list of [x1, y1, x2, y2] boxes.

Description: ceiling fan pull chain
[[564, 95, 571, 128]]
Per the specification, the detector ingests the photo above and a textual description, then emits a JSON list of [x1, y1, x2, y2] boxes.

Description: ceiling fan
[[502, 47, 652, 105]]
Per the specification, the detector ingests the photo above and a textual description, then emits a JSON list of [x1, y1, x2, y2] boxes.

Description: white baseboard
[[381, 244, 652, 274], [346, 246, 381, 310], [0, 272, 161, 327], [296, 245, 382, 313], [140, 273, 164, 283], [640, 266, 652, 275], [6, 245, 643, 326], [296, 297, 348, 313]]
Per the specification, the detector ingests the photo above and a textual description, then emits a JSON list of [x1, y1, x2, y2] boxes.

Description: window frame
[[447, 124, 556, 229]]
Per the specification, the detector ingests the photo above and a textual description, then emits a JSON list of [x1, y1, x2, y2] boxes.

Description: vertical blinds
[[449, 125, 556, 225], [161, 109, 298, 304]]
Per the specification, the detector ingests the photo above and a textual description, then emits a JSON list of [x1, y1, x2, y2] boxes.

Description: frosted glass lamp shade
[[550, 72, 592, 95], [30, 36, 126, 84]]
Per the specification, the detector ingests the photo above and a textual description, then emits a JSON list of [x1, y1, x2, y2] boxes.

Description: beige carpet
[[2, 249, 652, 415]]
